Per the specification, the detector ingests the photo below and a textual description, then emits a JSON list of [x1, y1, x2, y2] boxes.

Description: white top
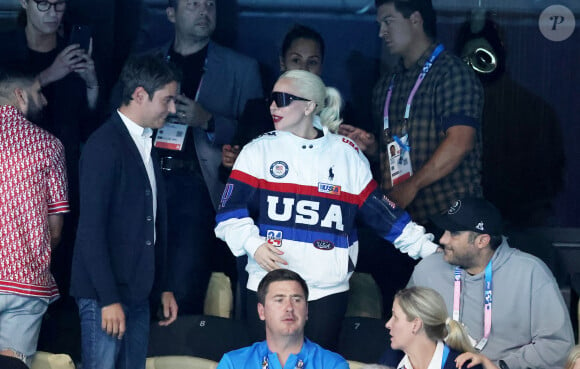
[[397, 340, 445, 369], [118, 110, 157, 241]]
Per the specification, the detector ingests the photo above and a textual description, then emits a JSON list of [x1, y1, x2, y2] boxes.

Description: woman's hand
[[254, 242, 288, 271]]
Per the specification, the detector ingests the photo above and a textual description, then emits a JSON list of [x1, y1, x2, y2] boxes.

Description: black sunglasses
[[269, 92, 310, 107]]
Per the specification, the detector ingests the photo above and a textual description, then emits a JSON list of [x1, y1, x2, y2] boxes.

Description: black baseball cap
[[431, 197, 503, 235]]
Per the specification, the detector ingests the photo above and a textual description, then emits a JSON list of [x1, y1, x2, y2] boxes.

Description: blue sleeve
[[216, 354, 234, 369], [357, 188, 411, 242]]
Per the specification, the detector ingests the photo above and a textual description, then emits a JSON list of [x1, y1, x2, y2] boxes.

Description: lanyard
[[453, 260, 493, 351], [441, 344, 450, 369], [383, 44, 445, 131], [261, 356, 304, 369]]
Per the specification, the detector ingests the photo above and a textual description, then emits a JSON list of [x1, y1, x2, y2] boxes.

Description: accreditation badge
[[387, 140, 412, 186], [154, 120, 187, 151]]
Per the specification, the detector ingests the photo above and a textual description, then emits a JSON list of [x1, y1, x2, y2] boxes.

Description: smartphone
[[69, 24, 91, 52]]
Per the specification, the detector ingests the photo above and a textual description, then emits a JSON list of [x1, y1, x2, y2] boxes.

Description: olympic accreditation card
[[154, 115, 187, 151], [387, 140, 412, 186]]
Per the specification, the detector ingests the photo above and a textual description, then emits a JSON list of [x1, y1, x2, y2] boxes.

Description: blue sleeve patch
[[219, 183, 235, 209]]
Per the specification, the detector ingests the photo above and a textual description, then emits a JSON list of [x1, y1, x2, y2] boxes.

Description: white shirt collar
[[117, 110, 152, 139], [397, 340, 446, 369]]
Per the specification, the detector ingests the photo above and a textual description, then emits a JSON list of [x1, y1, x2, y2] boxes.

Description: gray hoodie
[[409, 238, 574, 369]]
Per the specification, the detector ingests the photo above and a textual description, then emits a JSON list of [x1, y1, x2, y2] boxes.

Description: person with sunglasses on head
[[216, 70, 438, 351]]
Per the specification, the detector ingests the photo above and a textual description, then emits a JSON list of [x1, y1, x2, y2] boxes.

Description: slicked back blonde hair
[[395, 286, 475, 353], [278, 70, 342, 132]]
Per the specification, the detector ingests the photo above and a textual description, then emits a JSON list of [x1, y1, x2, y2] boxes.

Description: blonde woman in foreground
[[386, 287, 499, 369]]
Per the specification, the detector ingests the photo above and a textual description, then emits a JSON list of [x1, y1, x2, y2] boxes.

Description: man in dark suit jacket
[[70, 55, 181, 369]]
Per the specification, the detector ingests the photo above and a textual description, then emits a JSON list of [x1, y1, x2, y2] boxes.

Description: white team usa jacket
[[215, 129, 436, 300]]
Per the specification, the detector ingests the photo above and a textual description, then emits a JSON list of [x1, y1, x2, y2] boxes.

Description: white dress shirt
[[118, 110, 157, 242]]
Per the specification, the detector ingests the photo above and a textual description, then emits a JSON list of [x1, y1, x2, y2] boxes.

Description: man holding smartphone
[[0, 0, 101, 315]]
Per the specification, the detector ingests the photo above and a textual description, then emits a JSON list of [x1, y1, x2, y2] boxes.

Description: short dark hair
[[281, 24, 325, 62], [467, 231, 503, 251], [0, 68, 35, 100], [119, 54, 181, 106], [167, 0, 176, 8], [375, 0, 437, 39], [257, 269, 309, 305]]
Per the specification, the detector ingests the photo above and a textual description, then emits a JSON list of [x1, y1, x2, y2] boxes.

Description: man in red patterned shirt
[[0, 70, 69, 365]]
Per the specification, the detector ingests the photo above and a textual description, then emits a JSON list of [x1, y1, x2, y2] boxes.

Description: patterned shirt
[[372, 43, 484, 224], [0, 105, 69, 300]]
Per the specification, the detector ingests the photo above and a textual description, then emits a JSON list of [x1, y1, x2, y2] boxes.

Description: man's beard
[[26, 99, 44, 124]]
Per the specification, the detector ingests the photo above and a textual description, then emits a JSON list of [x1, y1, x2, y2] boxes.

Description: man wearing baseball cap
[[407, 197, 573, 369]]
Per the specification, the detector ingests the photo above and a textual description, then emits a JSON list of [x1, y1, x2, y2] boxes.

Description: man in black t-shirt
[[153, 0, 263, 314]]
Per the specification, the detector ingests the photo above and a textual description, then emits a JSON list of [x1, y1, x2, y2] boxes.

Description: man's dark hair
[[375, 0, 437, 39], [257, 269, 309, 305], [119, 54, 181, 106], [281, 24, 325, 62], [488, 234, 503, 250], [467, 231, 503, 251], [0, 68, 35, 100], [167, 0, 176, 8]]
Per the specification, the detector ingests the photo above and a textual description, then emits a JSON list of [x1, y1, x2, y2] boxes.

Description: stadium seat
[[146, 356, 217, 369]]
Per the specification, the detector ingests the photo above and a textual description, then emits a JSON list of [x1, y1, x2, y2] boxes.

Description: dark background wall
[[135, 0, 579, 227], [0, 0, 578, 227]]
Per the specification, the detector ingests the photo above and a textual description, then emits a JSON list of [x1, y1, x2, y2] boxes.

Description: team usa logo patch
[[266, 230, 283, 247], [220, 183, 234, 209], [313, 240, 335, 250], [318, 182, 341, 195], [270, 161, 289, 179]]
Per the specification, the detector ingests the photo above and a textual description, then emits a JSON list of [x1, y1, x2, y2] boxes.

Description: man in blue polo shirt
[[217, 270, 348, 369]]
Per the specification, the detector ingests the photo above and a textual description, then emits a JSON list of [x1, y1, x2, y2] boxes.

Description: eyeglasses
[[269, 92, 310, 107], [32, 0, 66, 12]]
